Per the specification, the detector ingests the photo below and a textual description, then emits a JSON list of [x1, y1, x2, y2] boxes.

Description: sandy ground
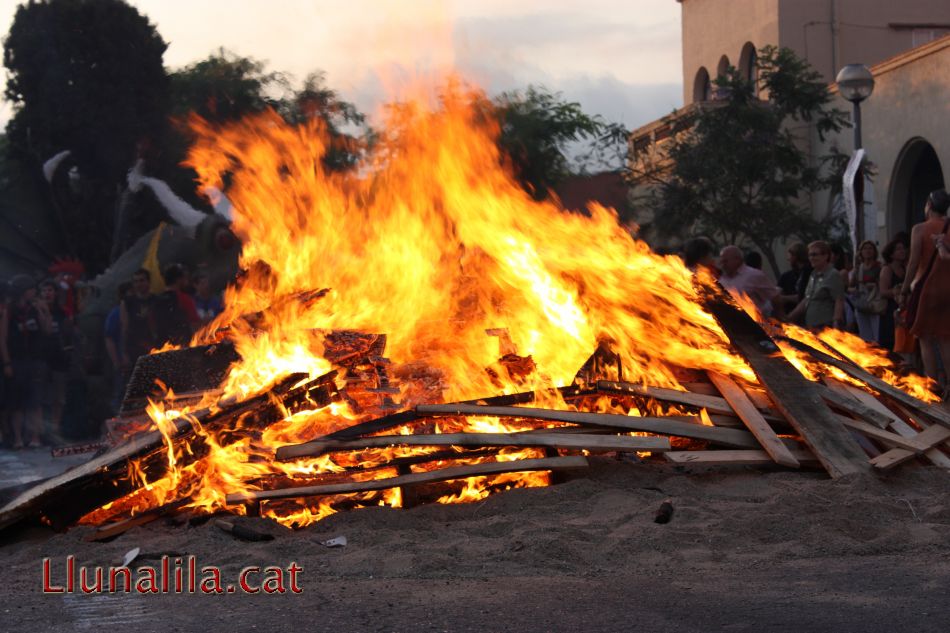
[[1, 458, 949, 632]]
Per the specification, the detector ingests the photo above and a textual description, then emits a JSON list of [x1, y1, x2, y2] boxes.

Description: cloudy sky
[[0, 0, 684, 129]]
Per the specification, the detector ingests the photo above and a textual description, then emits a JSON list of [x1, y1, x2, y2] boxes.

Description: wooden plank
[[276, 432, 670, 461], [702, 290, 870, 478], [597, 380, 735, 414], [818, 384, 893, 429], [225, 455, 589, 504], [413, 404, 761, 448], [871, 424, 950, 470], [708, 371, 800, 468], [834, 415, 931, 452], [664, 449, 819, 467], [781, 337, 950, 430], [841, 385, 950, 469]]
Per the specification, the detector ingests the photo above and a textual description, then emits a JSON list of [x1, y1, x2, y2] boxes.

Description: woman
[[878, 237, 908, 353], [849, 240, 883, 343], [899, 189, 950, 392]]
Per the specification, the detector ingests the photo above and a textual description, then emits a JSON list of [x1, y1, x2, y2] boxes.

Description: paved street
[[0, 447, 90, 491]]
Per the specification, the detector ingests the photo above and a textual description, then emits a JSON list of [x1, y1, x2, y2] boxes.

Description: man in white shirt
[[718, 245, 780, 317]]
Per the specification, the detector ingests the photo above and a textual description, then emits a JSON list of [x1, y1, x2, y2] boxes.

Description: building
[[630, 0, 950, 248]]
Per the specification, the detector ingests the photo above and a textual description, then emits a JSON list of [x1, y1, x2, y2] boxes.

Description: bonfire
[[2, 82, 947, 537]]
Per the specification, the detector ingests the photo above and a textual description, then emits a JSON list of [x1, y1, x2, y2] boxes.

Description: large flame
[[84, 80, 937, 529]]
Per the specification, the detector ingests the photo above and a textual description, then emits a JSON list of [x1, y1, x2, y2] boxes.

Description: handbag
[[906, 217, 950, 328], [854, 281, 887, 315]]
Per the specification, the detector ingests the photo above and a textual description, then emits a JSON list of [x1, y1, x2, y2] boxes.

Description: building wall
[[680, 0, 950, 102], [680, 0, 780, 103], [813, 37, 950, 243]]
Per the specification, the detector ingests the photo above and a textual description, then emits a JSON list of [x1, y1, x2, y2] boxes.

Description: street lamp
[[836, 64, 875, 150]]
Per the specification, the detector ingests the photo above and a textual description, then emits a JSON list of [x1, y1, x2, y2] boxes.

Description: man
[[120, 268, 156, 369], [152, 263, 200, 347], [777, 241, 811, 312], [718, 245, 779, 317], [787, 241, 845, 330]]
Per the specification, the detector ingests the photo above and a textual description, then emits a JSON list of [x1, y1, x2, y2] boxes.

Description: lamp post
[[836, 64, 875, 150], [836, 64, 875, 245]]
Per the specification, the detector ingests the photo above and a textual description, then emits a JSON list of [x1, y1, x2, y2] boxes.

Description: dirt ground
[[2, 459, 949, 632]]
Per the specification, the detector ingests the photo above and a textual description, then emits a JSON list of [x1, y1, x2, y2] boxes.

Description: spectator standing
[[718, 246, 779, 317], [682, 236, 720, 277], [777, 242, 812, 317], [39, 279, 72, 442], [787, 241, 845, 330], [192, 271, 224, 324], [849, 240, 884, 343], [104, 282, 132, 413], [0, 275, 52, 448], [152, 263, 200, 347], [120, 268, 156, 370], [899, 189, 950, 391], [878, 237, 908, 353]]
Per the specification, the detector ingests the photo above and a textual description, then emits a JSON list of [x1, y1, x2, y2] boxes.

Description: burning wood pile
[[1, 85, 947, 537]]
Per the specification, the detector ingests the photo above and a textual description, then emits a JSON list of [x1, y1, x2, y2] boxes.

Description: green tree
[[491, 87, 605, 200], [3, 0, 170, 272], [647, 46, 849, 276]]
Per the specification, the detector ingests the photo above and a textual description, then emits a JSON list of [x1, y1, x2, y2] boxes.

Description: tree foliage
[[3, 0, 169, 272], [492, 87, 605, 199], [648, 46, 849, 276]]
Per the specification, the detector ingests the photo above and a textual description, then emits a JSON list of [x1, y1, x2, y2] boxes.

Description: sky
[[0, 0, 684, 131]]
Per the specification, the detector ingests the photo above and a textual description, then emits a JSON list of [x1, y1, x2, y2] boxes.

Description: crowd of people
[[0, 262, 223, 449], [683, 188, 950, 399]]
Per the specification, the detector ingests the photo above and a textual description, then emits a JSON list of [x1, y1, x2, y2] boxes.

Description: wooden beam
[[701, 288, 869, 478], [225, 455, 589, 504], [664, 449, 819, 467], [276, 432, 670, 461], [707, 371, 799, 468], [413, 403, 760, 448]]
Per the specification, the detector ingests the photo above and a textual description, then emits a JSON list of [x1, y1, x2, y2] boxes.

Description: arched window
[[739, 42, 758, 89], [692, 67, 711, 103], [717, 55, 731, 79]]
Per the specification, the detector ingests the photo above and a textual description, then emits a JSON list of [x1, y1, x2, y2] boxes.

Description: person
[[777, 241, 812, 316], [718, 245, 779, 317], [899, 189, 950, 391], [192, 270, 224, 324], [152, 263, 200, 347], [682, 236, 719, 277], [104, 282, 131, 413], [744, 251, 763, 270], [848, 240, 883, 343], [787, 241, 845, 330], [878, 236, 909, 353], [39, 279, 73, 442], [120, 268, 156, 371], [0, 275, 52, 448]]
